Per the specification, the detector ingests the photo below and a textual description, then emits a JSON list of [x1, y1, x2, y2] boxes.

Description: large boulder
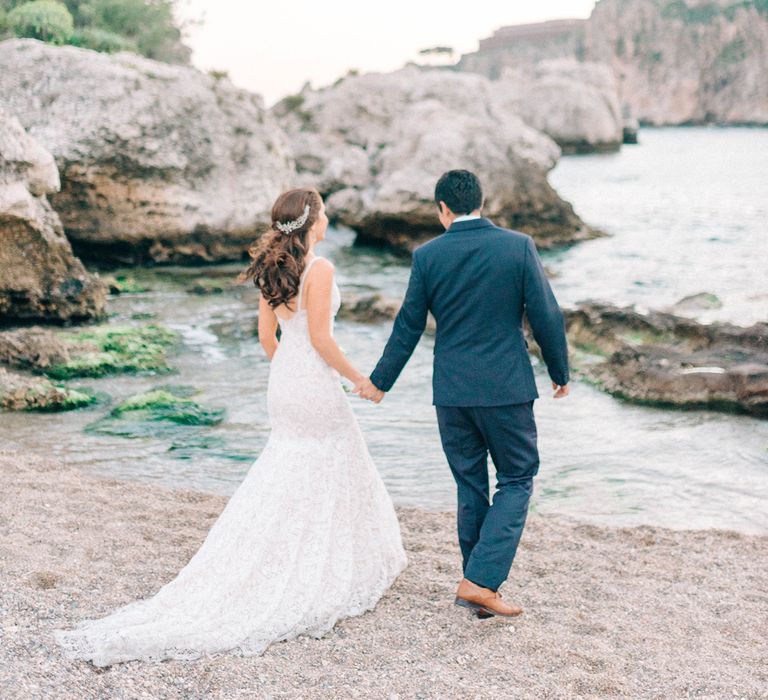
[[273, 66, 595, 252], [497, 60, 624, 153], [0, 107, 106, 323], [565, 303, 768, 417], [0, 39, 294, 265]]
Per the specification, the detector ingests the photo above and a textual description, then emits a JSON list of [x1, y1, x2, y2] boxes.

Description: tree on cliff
[[0, 0, 192, 63]]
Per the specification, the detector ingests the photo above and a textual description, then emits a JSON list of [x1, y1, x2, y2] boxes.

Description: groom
[[360, 169, 570, 618]]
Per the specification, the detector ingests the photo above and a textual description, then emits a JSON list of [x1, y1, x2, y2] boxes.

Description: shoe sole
[[454, 597, 523, 618]]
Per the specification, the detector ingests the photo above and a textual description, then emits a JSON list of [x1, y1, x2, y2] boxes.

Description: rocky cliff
[[459, 0, 768, 125], [0, 39, 598, 264], [496, 60, 624, 153], [0, 107, 106, 323], [273, 66, 595, 252], [0, 39, 294, 265]]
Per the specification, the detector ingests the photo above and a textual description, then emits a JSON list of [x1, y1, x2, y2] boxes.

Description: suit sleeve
[[370, 251, 429, 392], [522, 236, 570, 386]]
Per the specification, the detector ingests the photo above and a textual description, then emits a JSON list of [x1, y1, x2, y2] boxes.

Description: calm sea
[[2, 127, 766, 533]]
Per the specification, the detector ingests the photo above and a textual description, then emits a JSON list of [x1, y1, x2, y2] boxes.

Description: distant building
[[460, 19, 587, 78]]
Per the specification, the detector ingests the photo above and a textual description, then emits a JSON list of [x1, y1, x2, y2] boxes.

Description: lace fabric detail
[[53, 259, 407, 666]]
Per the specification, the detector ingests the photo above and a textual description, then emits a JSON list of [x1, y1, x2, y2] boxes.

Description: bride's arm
[[258, 295, 279, 360], [306, 259, 365, 389]]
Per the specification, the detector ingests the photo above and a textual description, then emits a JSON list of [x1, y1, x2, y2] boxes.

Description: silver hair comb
[[275, 204, 310, 235]]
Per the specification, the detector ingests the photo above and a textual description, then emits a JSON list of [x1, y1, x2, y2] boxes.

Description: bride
[[54, 187, 408, 666]]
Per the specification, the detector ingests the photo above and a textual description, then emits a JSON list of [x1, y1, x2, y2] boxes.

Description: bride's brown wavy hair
[[238, 187, 323, 310]]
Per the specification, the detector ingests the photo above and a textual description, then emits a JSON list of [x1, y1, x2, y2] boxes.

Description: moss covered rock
[[102, 274, 151, 295], [186, 278, 231, 295], [0, 366, 96, 411], [86, 384, 225, 438], [46, 323, 179, 379]]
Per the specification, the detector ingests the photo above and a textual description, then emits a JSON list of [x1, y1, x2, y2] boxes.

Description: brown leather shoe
[[473, 609, 494, 620], [454, 578, 523, 618]]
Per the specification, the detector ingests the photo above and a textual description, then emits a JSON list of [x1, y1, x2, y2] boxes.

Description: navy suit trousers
[[435, 401, 539, 591]]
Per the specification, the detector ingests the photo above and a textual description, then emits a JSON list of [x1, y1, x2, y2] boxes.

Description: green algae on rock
[[46, 324, 180, 379], [86, 384, 226, 439], [102, 274, 152, 295], [0, 367, 97, 411], [186, 278, 228, 295]]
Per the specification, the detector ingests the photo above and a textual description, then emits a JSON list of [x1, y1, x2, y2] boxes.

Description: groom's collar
[[445, 216, 494, 234]]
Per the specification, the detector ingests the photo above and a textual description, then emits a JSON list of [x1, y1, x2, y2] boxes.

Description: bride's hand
[[350, 376, 365, 395], [355, 377, 386, 403]]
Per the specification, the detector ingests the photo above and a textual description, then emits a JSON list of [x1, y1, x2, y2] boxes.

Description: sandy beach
[[1, 448, 766, 699]]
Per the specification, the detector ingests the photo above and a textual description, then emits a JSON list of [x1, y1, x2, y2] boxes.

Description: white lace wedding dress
[[54, 257, 407, 666]]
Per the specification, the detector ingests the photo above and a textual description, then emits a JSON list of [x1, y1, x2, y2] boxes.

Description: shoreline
[[1, 449, 766, 699]]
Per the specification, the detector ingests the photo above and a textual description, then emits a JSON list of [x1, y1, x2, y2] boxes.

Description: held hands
[[353, 377, 564, 402], [353, 376, 386, 404], [552, 382, 570, 399]]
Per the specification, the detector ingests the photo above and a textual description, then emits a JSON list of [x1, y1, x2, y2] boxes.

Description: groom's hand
[[552, 382, 570, 399], [359, 378, 386, 404]]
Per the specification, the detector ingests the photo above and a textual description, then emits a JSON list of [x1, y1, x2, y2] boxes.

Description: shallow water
[[547, 126, 768, 325], [2, 127, 767, 533]]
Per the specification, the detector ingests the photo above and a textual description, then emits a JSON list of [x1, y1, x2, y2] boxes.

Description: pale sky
[[180, 1, 597, 106]]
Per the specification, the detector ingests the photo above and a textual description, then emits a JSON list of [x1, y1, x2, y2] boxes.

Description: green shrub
[[280, 94, 305, 113], [7, 0, 74, 43], [82, 0, 190, 63], [4, 0, 191, 63], [68, 25, 137, 52]]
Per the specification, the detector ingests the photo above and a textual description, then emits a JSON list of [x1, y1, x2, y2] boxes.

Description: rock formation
[[459, 1, 768, 126], [338, 292, 436, 332], [0, 39, 294, 265], [0, 366, 96, 411], [0, 325, 72, 371], [496, 60, 624, 153], [273, 66, 595, 252], [565, 302, 768, 417], [0, 107, 106, 323], [0, 322, 179, 378]]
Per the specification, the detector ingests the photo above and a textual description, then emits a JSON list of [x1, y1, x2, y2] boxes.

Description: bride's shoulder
[[304, 257, 335, 287], [307, 256, 335, 275]]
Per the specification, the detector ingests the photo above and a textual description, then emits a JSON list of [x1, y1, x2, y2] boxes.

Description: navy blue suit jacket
[[369, 217, 570, 406]]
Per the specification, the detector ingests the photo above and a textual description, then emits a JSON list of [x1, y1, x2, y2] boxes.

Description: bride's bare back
[[259, 256, 365, 392]]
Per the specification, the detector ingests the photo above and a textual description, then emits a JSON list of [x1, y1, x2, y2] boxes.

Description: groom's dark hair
[[434, 170, 483, 215]]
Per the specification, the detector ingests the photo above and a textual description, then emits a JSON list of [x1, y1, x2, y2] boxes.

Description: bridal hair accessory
[[275, 204, 310, 234]]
